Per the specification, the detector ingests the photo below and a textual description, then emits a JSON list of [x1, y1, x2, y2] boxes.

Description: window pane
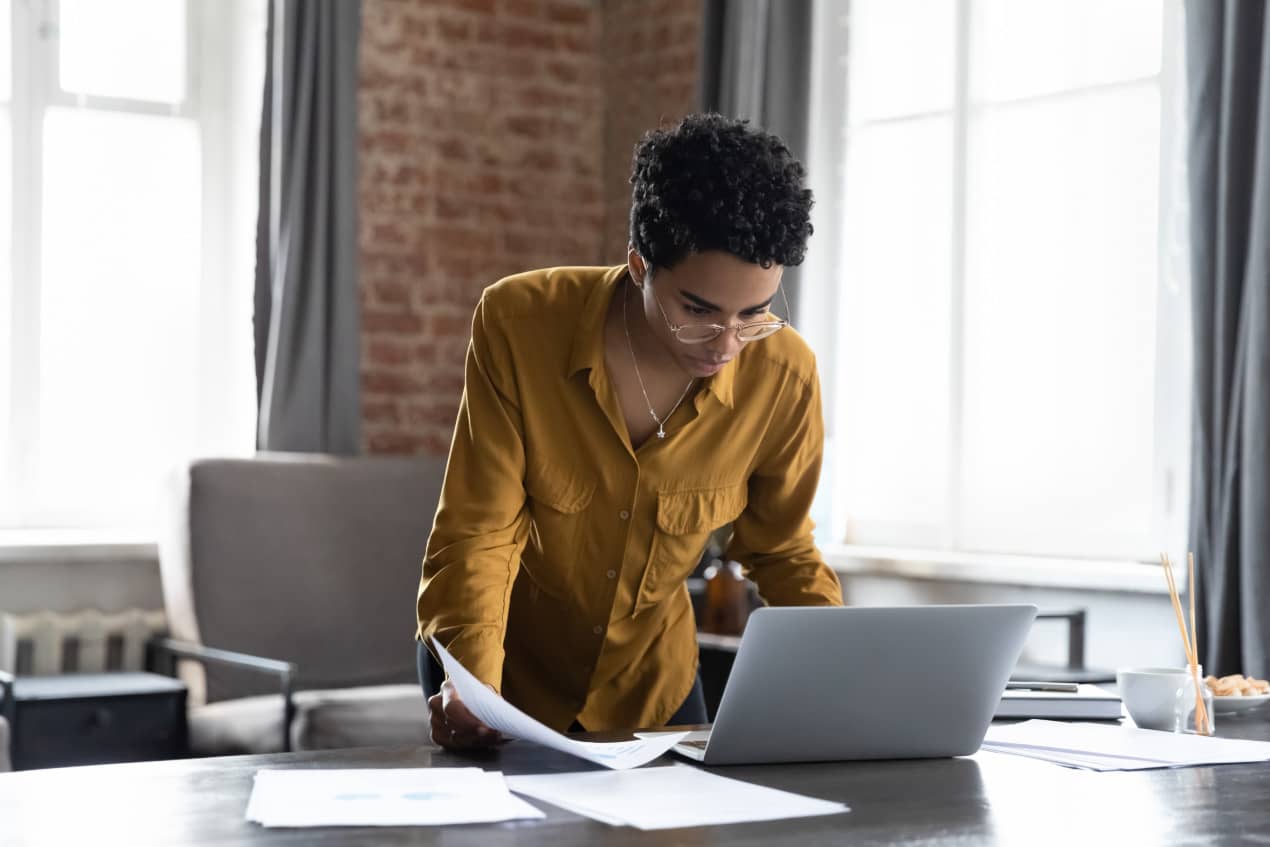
[[0, 0, 11, 101], [38, 107, 201, 526], [971, 0, 1163, 103], [847, 0, 955, 124], [837, 118, 953, 545], [59, 0, 186, 103], [960, 88, 1161, 558]]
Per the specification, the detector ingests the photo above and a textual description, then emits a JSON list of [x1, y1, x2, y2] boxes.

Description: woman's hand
[[428, 678, 503, 750]]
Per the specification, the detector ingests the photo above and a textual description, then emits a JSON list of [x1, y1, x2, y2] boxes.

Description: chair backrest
[[0, 609, 167, 675], [159, 453, 444, 704]]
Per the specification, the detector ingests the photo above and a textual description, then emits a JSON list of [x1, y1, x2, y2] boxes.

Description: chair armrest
[[0, 668, 13, 724], [147, 637, 298, 753], [1034, 609, 1087, 670]]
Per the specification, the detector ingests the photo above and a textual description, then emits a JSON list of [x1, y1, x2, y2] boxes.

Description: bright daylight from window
[[811, 0, 1189, 563], [0, 0, 264, 532]]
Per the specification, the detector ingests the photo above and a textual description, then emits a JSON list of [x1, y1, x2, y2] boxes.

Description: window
[[0, 0, 266, 531], [804, 0, 1191, 562]]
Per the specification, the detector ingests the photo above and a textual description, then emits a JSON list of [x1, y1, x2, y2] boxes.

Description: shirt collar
[[566, 264, 736, 410], [704, 355, 736, 409], [567, 265, 626, 379]]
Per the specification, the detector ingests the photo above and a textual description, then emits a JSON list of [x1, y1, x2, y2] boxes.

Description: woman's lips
[[691, 357, 731, 375]]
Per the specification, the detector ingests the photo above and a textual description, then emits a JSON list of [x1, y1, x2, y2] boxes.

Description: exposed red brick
[[363, 399, 402, 424], [499, 21, 558, 50], [363, 309, 424, 335], [363, 369, 423, 395], [431, 312, 472, 337], [359, 0, 701, 457], [546, 1, 589, 26], [366, 430, 451, 456], [434, 0, 496, 13], [437, 16, 473, 41], [543, 59, 580, 84], [518, 148, 561, 171], [435, 136, 471, 162], [367, 338, 413, 366], [503, 0, 540, 17], [407, 402, 463, 428], [370, 279, 411, 307], [504, 113, 547, 139]]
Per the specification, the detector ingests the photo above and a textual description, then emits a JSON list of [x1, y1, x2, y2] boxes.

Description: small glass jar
[[1173, 664, 1215, 736]]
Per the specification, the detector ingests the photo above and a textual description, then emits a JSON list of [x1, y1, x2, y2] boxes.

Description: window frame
[[2, 0, 260, 530]]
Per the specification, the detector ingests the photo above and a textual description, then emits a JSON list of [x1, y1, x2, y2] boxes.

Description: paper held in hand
[[432, 638, 688, 770]]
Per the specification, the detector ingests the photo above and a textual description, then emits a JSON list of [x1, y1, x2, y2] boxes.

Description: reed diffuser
[[1160, 552, 1212, 735]]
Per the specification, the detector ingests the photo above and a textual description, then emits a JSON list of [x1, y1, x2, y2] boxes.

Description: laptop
[[673, 604, 1037, 765]]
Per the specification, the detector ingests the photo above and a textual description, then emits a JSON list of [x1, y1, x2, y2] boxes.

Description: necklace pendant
[[656, 427, 667, 439]]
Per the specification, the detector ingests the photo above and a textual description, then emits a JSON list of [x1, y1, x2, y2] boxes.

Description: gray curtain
[[254, 0, 362, 453], [1187, 0, 1270, 677], [700, 0, 813, 322]]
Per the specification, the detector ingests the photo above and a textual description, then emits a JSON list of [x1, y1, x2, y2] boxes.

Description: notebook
[[994, 684, 1122, 721], [673, 604, 1037, 765]]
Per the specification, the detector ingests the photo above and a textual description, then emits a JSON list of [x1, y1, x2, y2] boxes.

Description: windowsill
[[824, 544, 1172, 595], [0, 534, 1170, 594], [0, 529, 158, 564]]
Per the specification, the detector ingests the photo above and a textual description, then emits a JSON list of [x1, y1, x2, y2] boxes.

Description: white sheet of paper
[[983, 720, 1270, 771], [433, 638, 688, 769], [244, 768, 544, 827], [978, 744, 1151, 771], [506, 764, 850, 830]]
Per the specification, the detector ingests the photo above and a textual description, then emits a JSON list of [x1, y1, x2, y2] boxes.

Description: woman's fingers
[[429, 680, 502, 749]]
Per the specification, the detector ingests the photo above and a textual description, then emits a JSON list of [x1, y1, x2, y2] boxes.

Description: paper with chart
[[506, 764, 850, 830], [245, 768, 544, 827], [433, 638, 689, 769], [983, 720, 1270, 771]]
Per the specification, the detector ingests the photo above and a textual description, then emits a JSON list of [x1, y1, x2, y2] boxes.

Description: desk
[[2, 713, 1269, 845]]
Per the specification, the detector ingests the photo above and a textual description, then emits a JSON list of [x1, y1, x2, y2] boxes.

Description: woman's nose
[[706, 328, 745, 359]]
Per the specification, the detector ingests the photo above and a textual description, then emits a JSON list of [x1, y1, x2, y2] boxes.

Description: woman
[[417, 113, 843, 749]]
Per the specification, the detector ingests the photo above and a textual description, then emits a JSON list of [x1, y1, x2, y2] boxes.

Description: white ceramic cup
[[1116, 667, 1192, 731]]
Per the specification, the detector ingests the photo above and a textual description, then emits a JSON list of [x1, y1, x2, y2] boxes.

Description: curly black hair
[[628, 113, 814, 271]]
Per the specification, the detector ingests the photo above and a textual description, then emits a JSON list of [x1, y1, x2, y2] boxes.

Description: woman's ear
[[626, 246, 647, 289]]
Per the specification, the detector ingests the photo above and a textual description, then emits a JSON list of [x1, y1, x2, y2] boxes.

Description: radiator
[[0, 609, 167, 675]]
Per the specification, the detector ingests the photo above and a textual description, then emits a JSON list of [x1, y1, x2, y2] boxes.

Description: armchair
[[159, 452, 445, 754]]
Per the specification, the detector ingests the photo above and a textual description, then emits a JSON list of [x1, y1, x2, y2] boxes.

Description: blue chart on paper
[[333, 792, 455, 802]]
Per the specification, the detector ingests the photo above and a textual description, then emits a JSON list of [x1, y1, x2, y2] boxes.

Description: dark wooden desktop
[[2, 712, 1269, 845]]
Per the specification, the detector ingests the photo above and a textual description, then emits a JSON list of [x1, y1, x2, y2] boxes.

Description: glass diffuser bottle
[[1173, 664, 1215, 736]]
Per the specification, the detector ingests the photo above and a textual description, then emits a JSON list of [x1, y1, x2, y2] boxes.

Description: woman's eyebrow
[[679, 290, 775, 312]]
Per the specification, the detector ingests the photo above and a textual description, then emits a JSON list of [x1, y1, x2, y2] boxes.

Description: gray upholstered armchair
[[156, 453, 445, 754]]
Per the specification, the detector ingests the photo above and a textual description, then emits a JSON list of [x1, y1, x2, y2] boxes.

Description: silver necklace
[[622, 282, 694, 440]]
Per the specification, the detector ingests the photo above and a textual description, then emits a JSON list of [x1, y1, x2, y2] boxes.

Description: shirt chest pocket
[[524, 465, 595, 599], [635, 483, 748, 614]]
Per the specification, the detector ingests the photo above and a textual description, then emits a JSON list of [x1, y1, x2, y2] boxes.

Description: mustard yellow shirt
[[416, 265, 842, 731]]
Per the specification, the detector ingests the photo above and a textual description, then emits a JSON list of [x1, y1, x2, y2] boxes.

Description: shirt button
[[619, 510, 630, 520], [606, 569, 617, 579], [593, 625, 603, 636]]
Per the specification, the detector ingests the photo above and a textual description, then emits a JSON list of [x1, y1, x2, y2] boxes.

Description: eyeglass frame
[[645, 278, 792, 345]]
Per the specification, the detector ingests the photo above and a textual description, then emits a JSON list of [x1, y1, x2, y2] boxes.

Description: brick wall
[[601, 0, 704, 261], [359, 0, 702, 456]]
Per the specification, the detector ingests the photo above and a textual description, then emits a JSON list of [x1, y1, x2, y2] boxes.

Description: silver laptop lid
[[699, 604, 1036, 765]]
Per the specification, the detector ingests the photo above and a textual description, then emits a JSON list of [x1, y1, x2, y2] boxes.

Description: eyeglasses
[[650, 283, 791, 344]]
